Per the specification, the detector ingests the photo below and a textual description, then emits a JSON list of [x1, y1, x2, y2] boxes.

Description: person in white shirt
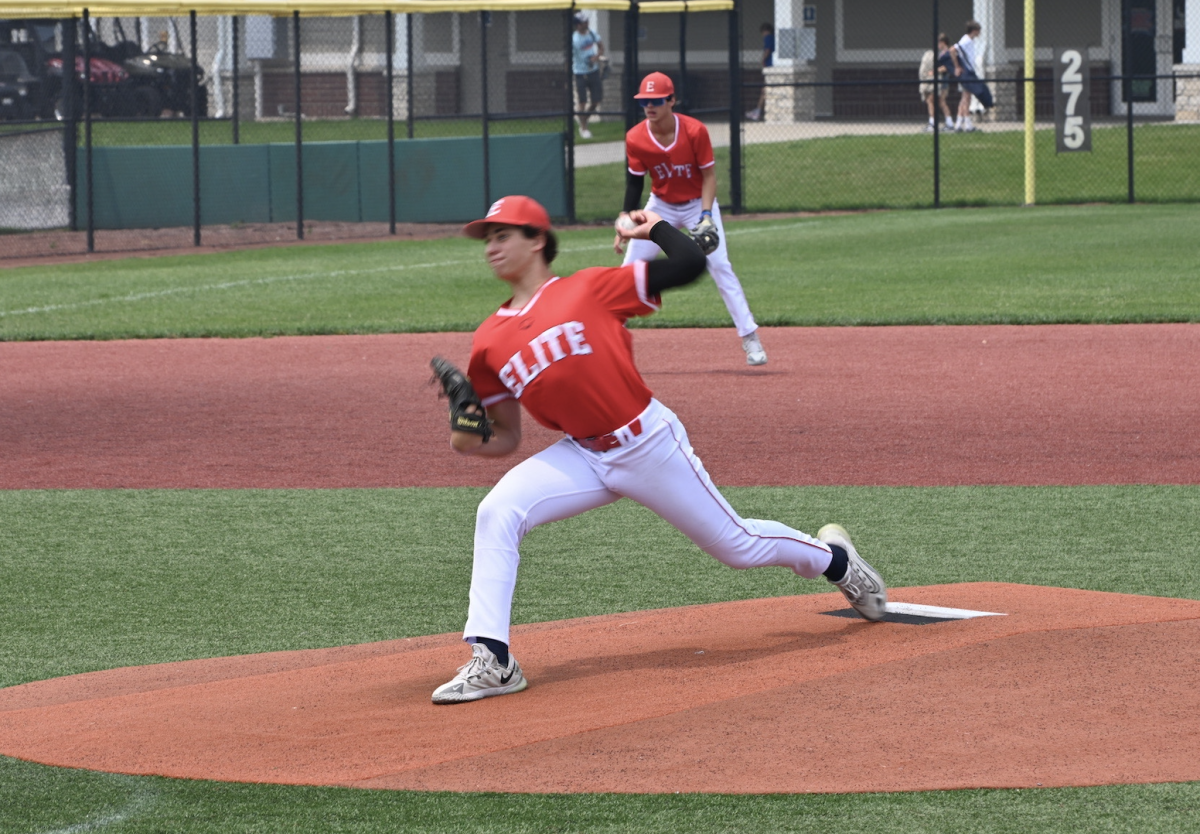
[[951, 21, 983, 132]]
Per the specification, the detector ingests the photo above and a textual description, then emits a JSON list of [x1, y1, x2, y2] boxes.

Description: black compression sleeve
[[645, 221, 707, 296], [623, 170, 645, 214]]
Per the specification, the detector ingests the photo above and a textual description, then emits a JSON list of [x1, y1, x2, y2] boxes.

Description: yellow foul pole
[[1024, 0, 1035, 205]]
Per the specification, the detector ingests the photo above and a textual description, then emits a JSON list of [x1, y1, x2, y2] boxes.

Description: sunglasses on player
[[638, 97, 669, 108]]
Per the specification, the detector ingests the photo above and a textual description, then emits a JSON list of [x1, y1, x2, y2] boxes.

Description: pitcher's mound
[[3, 583, 1199, 794]]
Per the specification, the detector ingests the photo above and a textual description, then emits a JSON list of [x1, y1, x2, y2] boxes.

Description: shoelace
[[456, 649, 492, 681]]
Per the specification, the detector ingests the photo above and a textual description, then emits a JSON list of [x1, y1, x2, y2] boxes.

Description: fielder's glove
[[688, 214, 719, 255], [430, 356, 493, 442]]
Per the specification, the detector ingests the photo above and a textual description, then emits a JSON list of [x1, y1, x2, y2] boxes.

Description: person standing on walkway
[[571, 12, 605, 140], [919, 34, 955, 131], [427, 194, 888, 704], [615, 72, 768, 366], [951, 21, 984, 132], [746, 23, 775, 122]]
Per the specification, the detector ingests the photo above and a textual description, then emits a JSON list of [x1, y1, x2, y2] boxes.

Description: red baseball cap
[[634, 72, 675, 99], [463, 195, 552, 239]]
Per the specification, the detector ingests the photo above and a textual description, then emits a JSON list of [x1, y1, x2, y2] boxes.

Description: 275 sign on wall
[[1054, 48, 1092, 153]]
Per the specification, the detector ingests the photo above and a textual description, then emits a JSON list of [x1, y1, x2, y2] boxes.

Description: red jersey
[[625, 113, 714, 204], [468, 262, 661, 438]]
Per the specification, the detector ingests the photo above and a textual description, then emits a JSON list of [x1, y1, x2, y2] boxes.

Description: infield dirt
[[2, 325, 1199, 794]]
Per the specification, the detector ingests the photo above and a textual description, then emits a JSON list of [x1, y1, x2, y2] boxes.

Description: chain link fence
[[736, 0, 1200, 211], [1, 9, 587, 256], [2, 1, 1199, 259]]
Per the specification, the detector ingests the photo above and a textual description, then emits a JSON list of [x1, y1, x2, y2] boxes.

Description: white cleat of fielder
[[742, 331, 768, 366]]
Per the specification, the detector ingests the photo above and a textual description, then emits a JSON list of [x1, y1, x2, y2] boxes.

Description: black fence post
[[62, 17, 78, 232], [386, 10, 396, 234], [191, 10, 201, 247], [624, 1, 640, 130], [1122, 2, 1134, 204], [232, 15, 240, 144], [1126, 97, 1135, 203], [564, 8, 576, 224], [83, 8, 93, 253], [678, 11, 687, 110], [480, 11, 491, 212], [406, 13, 414, 140], [932, 0, 940, 208], [294, 10, 303, 241], [728, 0, 743, 214]]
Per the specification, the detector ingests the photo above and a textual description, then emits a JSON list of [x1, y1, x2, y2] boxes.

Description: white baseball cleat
[[818, 523, 887, 622], [431, 642, 528, 704], [742, 331, 768, 366], [579, 127, 593, 140]]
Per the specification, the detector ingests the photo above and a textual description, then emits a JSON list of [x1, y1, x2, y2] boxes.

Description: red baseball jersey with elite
[[467, 262, 659, 439], [625, 113, 715, 203]]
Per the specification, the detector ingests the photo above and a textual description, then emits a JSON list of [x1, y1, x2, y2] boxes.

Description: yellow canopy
[[0, 0, 730, 18]]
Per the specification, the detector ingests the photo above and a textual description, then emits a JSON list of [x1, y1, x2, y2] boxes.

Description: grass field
[[3, 486, 1200, 832], [2, 204, 1199, 832], [9, 115, 1197, 220], [2, 203, 1199, 341], [574, 123, 1200, 218]]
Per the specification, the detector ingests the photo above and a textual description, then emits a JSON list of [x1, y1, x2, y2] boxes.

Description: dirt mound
[[3, 584, 1199, 794]]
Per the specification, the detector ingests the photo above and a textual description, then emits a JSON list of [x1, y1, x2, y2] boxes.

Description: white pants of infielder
[[621, 195, 759, 338], [463, 399, 833, 644]]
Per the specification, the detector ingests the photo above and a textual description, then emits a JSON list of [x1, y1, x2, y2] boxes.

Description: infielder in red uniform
[[616, 72, 768, 366], [429, 194, 887, 705]]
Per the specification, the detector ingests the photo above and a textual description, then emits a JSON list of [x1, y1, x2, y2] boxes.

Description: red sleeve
[[690, 119, 715, 169], [466, 327, 513, 407], [583, 263, 660, 319], [625, 126, 648, 175]]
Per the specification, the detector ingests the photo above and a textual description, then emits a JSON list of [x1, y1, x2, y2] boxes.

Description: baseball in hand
[[616, 215, 638, 232]]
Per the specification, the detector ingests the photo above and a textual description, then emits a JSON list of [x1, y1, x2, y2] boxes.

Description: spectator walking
[[746, 23, 774, 122], [950, 21, 988, 132], [571, 12, 605, 139], [919, 34, 955, 131]]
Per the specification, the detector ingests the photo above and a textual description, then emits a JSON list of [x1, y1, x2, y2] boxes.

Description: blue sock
[[823, 545, 849, 582], [476, 637, 509, 666]]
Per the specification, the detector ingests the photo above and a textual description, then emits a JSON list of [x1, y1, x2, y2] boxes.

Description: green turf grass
[[66, 119, 1200, 212], [3, 204, 1199, 340], [573, 124, 1200, 219], [1, 761, 1197, 834], [4, 486, 1197, 688], [2, 485, 1199, 832], [3, 197, 1199, 829], [76, 114, 627, 146]]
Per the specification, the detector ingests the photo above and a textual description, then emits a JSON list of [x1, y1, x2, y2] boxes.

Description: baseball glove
[[430, 356, 493, 442], [689, 215, 719, 255]]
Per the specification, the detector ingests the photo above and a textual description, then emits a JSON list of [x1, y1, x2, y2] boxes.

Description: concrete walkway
[[573, 119, 1057, 167]]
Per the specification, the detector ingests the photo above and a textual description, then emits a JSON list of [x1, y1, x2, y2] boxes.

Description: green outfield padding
[[200, 144, 272, 225], [76, 144, 272, 229], [76, 134, 565, 230], [360, 136, 481, 223], [361, 132, 566, 222], [268, 141, 363, 223]]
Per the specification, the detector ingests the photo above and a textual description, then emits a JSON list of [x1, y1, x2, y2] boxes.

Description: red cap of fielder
[[634, 71, 674, 99], [463, 195, 551, 239]]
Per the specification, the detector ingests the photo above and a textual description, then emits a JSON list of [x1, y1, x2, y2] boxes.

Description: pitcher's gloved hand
[[430, 356, 492, 442]]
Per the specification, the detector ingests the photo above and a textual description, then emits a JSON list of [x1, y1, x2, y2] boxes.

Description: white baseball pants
[[463, 399, 833, 645], [622, 195, 759, 338]]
